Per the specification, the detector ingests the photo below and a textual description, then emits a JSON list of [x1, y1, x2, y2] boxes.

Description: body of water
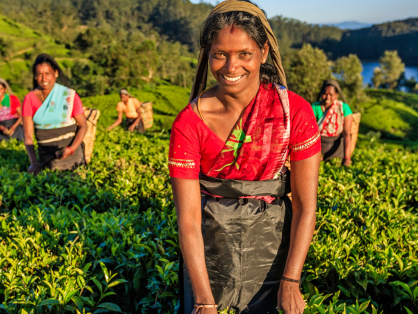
[[361, 61, 418, 86]]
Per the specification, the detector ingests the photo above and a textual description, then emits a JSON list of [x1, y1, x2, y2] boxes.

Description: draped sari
[[31, 83, 85, 170], [169, 84, 320, 313]]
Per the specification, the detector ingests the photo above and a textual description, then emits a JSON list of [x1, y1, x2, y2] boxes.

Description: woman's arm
[[23, 116, 40, 174], [342, 115, 353, 166], [128, 108, 143, 132], [171, 177, 217, 314], [107, 111, 123, 131], [7, 107, 23, 136], [57, 113, 87, 160], [277, 152, 321, 314]]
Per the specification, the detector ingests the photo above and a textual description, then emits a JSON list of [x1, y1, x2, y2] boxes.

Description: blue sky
[[190, 0, 418, 24]]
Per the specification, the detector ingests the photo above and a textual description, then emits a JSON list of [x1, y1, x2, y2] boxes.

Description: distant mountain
[[316, 18, 418, 65], [326, 21, 372, 30]]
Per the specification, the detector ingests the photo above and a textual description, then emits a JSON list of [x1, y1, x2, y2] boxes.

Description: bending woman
[[311, 79, 353, 166], [23, 54, 87, 174], [0, 79, 23, 141], [107, 88, 145, 133], [169, 1, 321, 313]]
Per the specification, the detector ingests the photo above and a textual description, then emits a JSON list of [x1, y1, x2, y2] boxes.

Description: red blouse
[[22, 91, 84, 118], [169, 88, 320, 180]]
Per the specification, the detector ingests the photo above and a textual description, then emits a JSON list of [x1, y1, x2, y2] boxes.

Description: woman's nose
[[225, 57, 237, 73]]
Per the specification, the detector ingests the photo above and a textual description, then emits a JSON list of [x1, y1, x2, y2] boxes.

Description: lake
[[361, 61, 418, 86]]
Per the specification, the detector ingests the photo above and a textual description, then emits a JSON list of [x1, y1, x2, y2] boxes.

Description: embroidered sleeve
[[288, 92, 321, 161], [168, 110, 201, 179], [290, 132, 320, 152]]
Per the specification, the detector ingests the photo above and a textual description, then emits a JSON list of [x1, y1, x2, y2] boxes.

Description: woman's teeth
[[222, 75, 243, 82]]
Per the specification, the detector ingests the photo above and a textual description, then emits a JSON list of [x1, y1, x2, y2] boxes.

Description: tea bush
[[0, 125, 417, 313]]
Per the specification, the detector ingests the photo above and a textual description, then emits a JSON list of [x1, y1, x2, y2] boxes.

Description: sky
[[190, 0, 418, 24]]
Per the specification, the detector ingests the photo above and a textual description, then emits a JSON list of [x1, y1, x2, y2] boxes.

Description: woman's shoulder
[[9, 94, 21, 103], [23, 91, 37, 102], [173, 103, 202, 130], [286, 90, 313, 110], [311, 101, 321, 107]]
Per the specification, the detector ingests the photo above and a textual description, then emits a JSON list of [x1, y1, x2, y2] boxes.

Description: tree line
[[0, 0, 416, 98]]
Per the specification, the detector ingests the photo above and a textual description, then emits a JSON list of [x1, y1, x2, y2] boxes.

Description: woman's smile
[[220, 74, 245, 84]]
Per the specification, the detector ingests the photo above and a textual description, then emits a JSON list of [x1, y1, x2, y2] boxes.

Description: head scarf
[[32, 53, 69, 89], [0, 78, 13, 95], [189, 0, 287, 102], [119, 88, 132, 97], [317, 79, 347, 103]]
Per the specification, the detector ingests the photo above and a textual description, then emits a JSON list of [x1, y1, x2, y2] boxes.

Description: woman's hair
[[323, 84, 339, 94], [200, 0, 279, 86], [119, 88, 132, 97], [32, 54, 69, 89], [0, 78, 13, 95]]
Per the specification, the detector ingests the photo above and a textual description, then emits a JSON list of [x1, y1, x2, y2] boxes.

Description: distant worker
[[22, 54, 87, 175], [0, 79, 23, 141], [312, 80, 353, 166], [107, 89, 145, 133]]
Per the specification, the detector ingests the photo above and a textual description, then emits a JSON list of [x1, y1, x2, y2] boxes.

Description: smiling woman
[[22, 54, 87, 174], [169, 1, 321, 314]]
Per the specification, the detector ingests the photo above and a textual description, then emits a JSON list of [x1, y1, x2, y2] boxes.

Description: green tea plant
[[0, 107, 417, 313]]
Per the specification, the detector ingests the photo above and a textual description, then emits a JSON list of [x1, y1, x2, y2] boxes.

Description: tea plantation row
[[0, 129, 417, 313]]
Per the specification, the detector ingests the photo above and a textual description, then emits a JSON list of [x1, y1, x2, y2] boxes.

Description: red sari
[[170, 84, 320, 314], [169, 83, 320, 184]]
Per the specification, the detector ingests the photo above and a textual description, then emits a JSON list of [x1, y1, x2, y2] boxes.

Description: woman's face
[[208, 25, 268, 95], [120, 94, 129, 103], [322, 85, 339, 106], [35, 63, 58, 91], [0, 84, 5, 98]]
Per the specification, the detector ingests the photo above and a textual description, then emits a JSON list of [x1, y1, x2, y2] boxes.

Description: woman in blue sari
[[22, 54, 87, 174]]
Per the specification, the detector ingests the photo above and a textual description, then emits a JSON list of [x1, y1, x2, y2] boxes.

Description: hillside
[[0, 15, 69, 59], [317, 18, 418, 64], [0, 14, 83, 96]]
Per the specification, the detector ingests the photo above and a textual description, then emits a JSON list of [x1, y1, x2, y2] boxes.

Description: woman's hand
[[0, 126, 9, 134], [277, 281, 305, 314], [128, 124, 135, 132], [28, 164, 41, 175], [6, 126, 16, 137], [191, 308, 218, 314], [56, 147, 73, 160], [343, 158, 351, 167]]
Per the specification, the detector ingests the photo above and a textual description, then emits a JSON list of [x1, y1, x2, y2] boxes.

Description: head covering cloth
[[119, 88, 132, 97], [0, 78, 13, 95], [317, 79, 347, 103], [32, 53, 70, 89], [189, 0, 287, 102]]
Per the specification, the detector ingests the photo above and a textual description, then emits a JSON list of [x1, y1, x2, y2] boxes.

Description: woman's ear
[[55, 70, 59, 78], [261, 42, 270, 64]]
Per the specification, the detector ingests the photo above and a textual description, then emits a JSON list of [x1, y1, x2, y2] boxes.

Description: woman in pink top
[[22, 54, 87, 174], [0, 78, 23, 141]]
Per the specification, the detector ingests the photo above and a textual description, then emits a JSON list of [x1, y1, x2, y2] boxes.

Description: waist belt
[[199, 170, 291, 198]]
